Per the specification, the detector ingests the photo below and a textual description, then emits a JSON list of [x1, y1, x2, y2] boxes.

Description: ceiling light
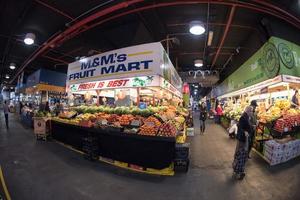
[[207, 31, 214, 46], [5, 75, 10, 79], [189, 21, 205, 35], [9, 63, 16, 70], [194, 85, 198, 88], [194, 59, 203, 67], [24, 33, 35, 45]]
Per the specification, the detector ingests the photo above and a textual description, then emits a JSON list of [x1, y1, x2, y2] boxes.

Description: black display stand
[[51, 121, 176, 169]]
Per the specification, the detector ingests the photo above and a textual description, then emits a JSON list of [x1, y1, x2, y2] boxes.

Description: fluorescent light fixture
[[5, 75, 10, 79], [194, 59, 203, 67], [207, 31, 214, 46], [24, 33, 35, 45], [79, 57, 87, 63], [194, 85, 199, 88], [189, 21, 205, 35], [9, 63, 16, 70]]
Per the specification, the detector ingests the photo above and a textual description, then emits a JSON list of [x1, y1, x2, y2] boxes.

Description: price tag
[[101, 119, 108, 125], [131, 120, 140, 126], [145, 122, 155, 127]]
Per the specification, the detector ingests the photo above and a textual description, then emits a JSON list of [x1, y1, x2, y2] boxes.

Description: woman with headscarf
[[232, 106, 253, 180]]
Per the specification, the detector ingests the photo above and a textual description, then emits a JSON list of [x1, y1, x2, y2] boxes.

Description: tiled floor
[[0, 111, 300, 200]]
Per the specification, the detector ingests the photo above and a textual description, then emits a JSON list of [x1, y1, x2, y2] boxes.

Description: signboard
[[69, 75, 182, 97], [282, 75, 300, 84], [215, 37, 300, 97], [66, 42, 182, 91], [69, 76, 160, 92]]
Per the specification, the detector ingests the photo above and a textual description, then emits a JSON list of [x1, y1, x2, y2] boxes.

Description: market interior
[[0, 1, 300, 200]]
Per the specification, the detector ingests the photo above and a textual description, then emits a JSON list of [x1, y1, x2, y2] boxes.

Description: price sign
[[131, 120, 141, 127], [101, 119, 108, 125], [145, 122, 155, 127]]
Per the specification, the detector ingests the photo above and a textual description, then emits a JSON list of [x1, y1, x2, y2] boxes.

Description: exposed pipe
[[35, 0, 74, 20], [57, 47, 83, 59], [66, 0, 115, 26], [203, 3, 210, 65], [10, 0, 143, 83], [42, 55, 69, 64], [85, 1, 300, 36], [251, 0, 300, 24], [211, 6, 236, 67], [10, 0, 300, 83]]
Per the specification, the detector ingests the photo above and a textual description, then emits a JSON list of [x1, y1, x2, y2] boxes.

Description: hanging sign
[[66, 42, 182, 91], [69, 76, 160, 92]]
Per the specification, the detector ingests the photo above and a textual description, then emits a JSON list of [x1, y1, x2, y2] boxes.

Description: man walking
[[3, 100, 9, 129]]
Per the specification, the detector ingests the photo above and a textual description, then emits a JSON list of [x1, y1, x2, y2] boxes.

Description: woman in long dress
[[232, 106, 253, 180]]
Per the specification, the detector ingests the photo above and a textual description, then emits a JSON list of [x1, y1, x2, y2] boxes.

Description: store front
[[213, 36, 300, 166], [49, 42, 190, 175]]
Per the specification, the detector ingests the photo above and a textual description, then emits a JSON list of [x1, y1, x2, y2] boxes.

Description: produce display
[[258, 99, 300, 124], [223, 101, 246, 121], [157, 123, 177, 137], [52, 105, 188, 138]]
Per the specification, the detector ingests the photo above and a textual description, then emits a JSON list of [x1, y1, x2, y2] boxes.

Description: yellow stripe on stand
[[128, 51, 153, 57], [0, 166, 11, 200]]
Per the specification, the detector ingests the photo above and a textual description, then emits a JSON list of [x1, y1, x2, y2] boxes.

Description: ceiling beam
[[34, 0, 74, 21], [10, 0, 143, 83], [211, 6, 236, 68], [9, 0, 300, 84], [57, 47, 83, 59], [167, 22, 259, 31], [42, 55, 69, 64]]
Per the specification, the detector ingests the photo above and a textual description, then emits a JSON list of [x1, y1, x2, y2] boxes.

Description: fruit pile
[[107, 114, 119, 123], [119, 114, 134, 126], [275, 99, 291, 110], [157, 123, 177, 137], [274, 119, 292, 133], [144, 116, 162, 127], [139, 124, 158, 136]]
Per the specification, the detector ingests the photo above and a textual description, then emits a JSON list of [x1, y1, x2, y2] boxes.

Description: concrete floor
[[0, 111, 300, 200]]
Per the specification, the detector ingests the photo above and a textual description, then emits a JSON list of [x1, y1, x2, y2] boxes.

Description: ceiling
[[1, 0, 300, 97]]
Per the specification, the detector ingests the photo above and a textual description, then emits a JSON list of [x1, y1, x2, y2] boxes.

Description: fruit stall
[[217, 76, 300, 166], [213, 37, 300, 166], [50, 42, 190, 175]]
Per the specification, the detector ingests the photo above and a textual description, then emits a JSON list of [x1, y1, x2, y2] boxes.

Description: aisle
[[190, 112, 237, 170], [0, 111, 300, 200]]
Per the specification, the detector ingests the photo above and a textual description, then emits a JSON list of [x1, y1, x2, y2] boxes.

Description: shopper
[[19, 101, 23, 115], [292, 90, 299, 108], [248, 100, 258, 158], [232, 106, 253, 180], [3, 100, 9, 129], [215, 104, 223, 124], [45, 101, 50, 112], [199, 102, 207, 134]]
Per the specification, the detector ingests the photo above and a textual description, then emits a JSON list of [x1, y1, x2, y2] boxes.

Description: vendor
[[291, 90, 299, 108]]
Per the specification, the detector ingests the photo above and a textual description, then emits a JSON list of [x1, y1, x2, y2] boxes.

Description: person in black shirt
[[45, 101, 50, 112], [292, 90, 299, 108], [199, 102, 207, 134], [248, 100, 258, 158]]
